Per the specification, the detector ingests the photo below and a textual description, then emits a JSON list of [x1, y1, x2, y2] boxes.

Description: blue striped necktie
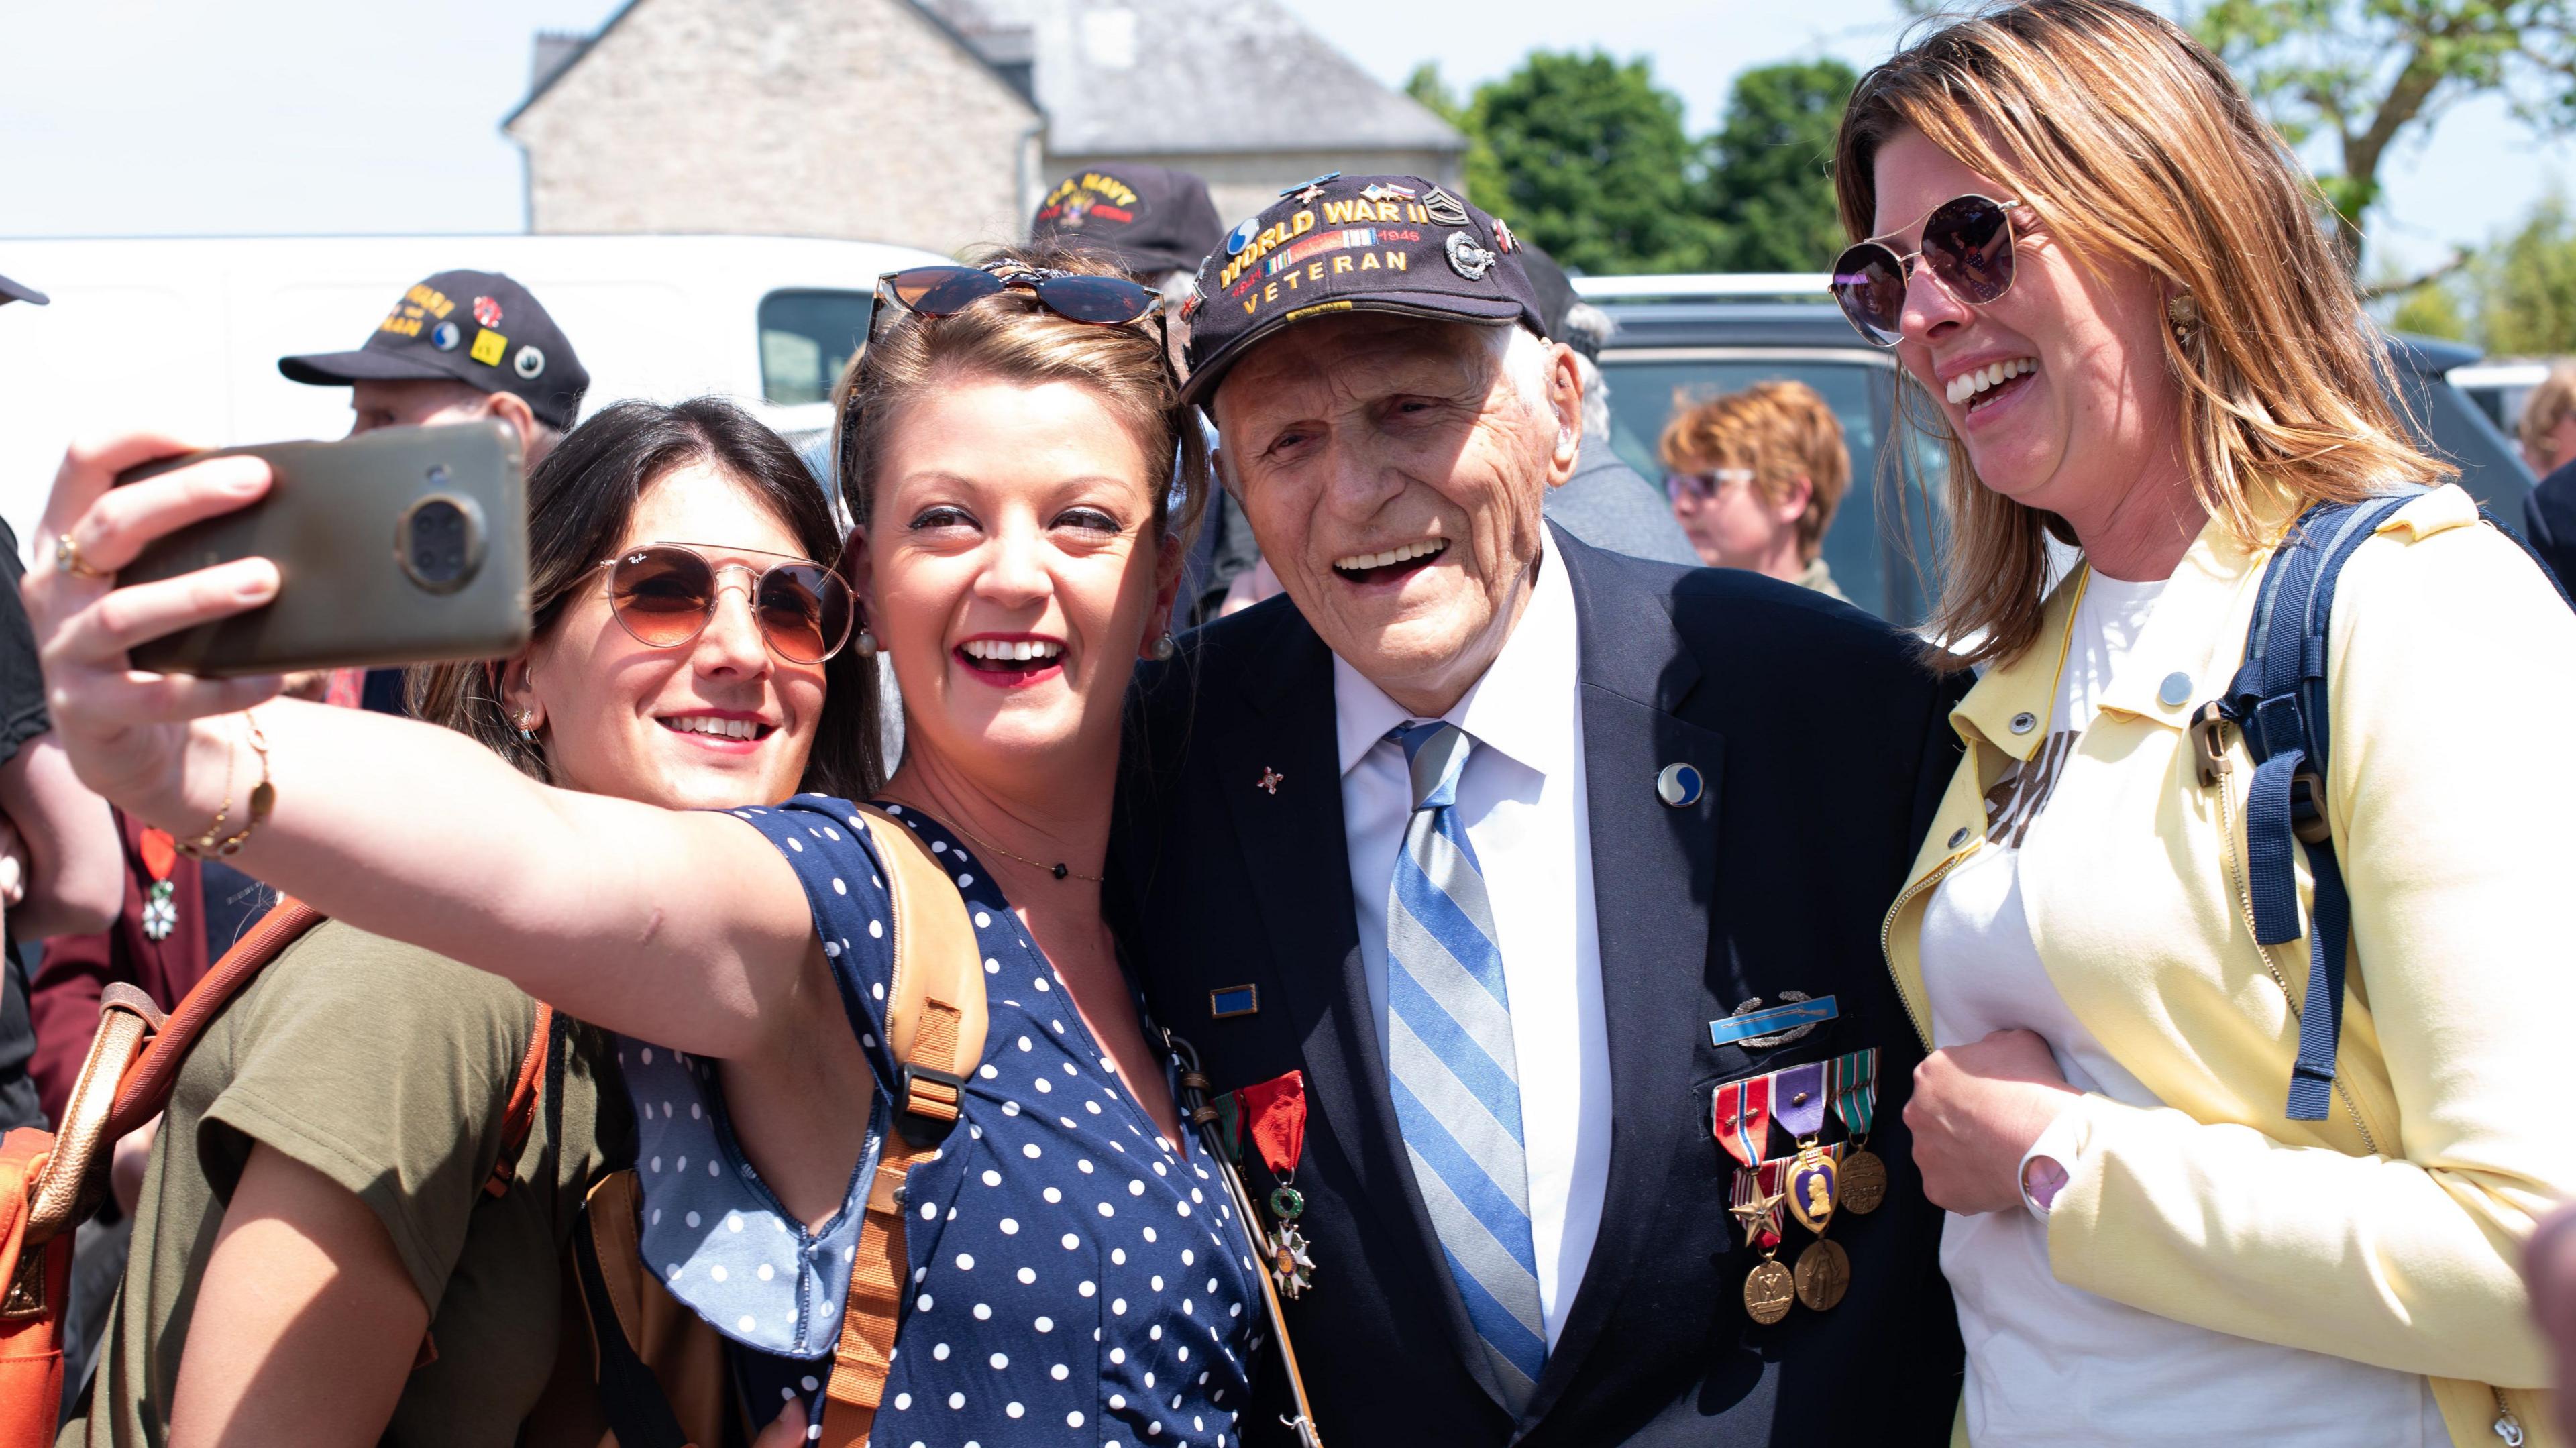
[[1385, 720, 1546, 1408]]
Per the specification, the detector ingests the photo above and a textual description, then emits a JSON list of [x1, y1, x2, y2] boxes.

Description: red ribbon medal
[[1712, 1071, 1772, 1170], [1233, 1069, 1307, 1180], [138, 827, 180, 942]]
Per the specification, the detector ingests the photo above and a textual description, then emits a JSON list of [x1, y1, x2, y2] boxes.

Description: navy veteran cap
[[0, 274, 48, 307], [1178, 173, 1548, 409], [279, 270, 590, 431], [1031, 164, 1224, 278]]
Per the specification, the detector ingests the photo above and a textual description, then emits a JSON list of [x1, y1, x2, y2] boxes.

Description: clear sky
[[0, 0, 2562, 280]]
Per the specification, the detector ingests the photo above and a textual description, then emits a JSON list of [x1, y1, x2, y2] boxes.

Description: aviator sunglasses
[[599, 543, 856, 665], [1829, 194, 2027, 347]]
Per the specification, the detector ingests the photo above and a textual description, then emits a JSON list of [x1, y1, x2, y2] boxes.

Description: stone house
[[507, 0, 1463, 256]]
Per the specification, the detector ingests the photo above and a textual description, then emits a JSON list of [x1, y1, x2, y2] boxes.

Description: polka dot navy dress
[[621, 796, 1266, 1447]]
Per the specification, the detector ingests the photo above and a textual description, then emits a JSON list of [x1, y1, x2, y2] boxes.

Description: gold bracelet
[[176, 713, 274, 858]]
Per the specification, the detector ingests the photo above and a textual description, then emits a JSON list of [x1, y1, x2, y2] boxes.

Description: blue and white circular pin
[[1656, 762, 1704, 808], [429, 320, 462, 352], [1224, 217, 1261, 256]]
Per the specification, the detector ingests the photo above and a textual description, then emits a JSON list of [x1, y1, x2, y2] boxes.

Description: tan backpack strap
[[818, 806, 989, 1448], [10, 982, 162, 1302]]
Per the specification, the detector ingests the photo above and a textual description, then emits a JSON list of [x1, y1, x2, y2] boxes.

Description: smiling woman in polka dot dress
[[619, 245, 1265, 1445], [19, 245, 1262, 1448]]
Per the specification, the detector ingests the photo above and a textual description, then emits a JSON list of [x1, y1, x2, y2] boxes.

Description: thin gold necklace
[[922, 812, 1104, 884]]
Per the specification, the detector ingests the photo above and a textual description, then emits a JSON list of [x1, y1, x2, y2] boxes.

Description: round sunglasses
[[599, 543, 855, 665], [871, 263, 1167, 335], [1664, 467, 1758, 504], [1829, 194, 2027, 347]]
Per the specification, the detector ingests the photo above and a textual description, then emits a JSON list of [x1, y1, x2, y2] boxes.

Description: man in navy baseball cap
[[1030, 163, 1225, 282], [1115, 174, 1966, 1447], [280, 270, 588, 464]]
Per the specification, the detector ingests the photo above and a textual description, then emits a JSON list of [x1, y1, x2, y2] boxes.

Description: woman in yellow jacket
[[1827, 3, 2573, 1444]]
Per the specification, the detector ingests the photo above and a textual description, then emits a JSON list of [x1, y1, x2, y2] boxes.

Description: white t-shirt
[[1921, 569, 2446, 1447]]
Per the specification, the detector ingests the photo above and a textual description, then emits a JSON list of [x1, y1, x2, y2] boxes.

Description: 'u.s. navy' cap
[[1030, 164, 1225, 278], [0, 274, 49, 307], [278, 270, 590, 431], [1177, 173, 1548, 409]]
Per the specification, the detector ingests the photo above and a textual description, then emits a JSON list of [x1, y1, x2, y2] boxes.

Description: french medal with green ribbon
[[1236, 1070, 1315, 1298]]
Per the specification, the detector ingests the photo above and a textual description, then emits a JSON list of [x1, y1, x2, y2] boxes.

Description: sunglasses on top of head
[[1829, 194, 2028, 347], [598, 543, 856, 665], [867, 263, 1169, 348]]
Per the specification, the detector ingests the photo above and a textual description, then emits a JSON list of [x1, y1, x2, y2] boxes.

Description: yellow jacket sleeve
[[2042, 505, 2576, 1388]]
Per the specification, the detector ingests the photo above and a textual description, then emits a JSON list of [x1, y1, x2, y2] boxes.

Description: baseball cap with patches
[[1030, 164, 1224, 278], [0, 274, 49, 307], [278, 270, 589, 431], [1177, 173, 1548, 410]]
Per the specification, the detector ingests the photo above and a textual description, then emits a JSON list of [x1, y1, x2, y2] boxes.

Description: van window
[[759, 290, 875, 407]]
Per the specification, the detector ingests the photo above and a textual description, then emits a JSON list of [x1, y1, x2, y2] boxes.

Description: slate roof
[[924, 0, 1463, 157]]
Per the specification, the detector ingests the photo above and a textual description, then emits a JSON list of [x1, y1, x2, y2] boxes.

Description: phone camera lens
[[403, 499, 474, 590]]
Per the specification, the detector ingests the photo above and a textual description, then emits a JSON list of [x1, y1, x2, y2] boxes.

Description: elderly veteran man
[[1109, 174, 1966, 1446]]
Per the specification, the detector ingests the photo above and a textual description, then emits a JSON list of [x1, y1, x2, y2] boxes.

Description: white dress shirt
[[1333, 539, 1611, 1349]]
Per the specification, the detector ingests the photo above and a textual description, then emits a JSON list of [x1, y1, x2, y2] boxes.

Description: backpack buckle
[[2288, 768, 2332, 846], [2190, 702, 2232, 787], [895, 1064, 968, 1146]]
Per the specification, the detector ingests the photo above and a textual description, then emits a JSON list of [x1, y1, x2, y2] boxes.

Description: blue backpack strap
[[2218, 492, 2421, 1120]]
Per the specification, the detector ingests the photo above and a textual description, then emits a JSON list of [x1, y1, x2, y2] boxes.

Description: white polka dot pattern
[[627, 795, 1260, 1445]]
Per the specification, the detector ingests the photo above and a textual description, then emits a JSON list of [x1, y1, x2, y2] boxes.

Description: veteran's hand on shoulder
[[1904, 1028, 2079, 1216], [26, 432, 287, 805]]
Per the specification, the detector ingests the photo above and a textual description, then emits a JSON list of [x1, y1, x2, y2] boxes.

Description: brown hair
[[1834, 0, 2449, 669], [833, 243, 1209, 548], [1659, 380, 1852, 563], [411, 398, 881, 798], [2519, 363, 2576, 463]]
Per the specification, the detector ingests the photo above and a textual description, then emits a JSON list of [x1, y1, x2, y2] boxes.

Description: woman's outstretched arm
[[25, 435, 823, 1058]]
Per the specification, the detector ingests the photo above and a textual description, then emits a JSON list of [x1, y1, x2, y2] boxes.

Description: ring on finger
[[53, 532, 107, 580]]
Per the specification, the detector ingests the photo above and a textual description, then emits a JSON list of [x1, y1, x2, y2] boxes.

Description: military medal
[[1729, 1165, 1794, 1324], [1794, 1237, 1849, 1311], [1772, 1062, 1838, 1235], [139, 828, 179, 943], [1829, 1048, 1886, 1216], [1236, 1070, 1316, 1299]]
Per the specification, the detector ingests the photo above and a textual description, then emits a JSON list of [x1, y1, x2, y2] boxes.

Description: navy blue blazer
[[1109, 528, 1967, 1447]]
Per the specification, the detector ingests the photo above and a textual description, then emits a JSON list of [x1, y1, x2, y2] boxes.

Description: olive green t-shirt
[[63, 920, 632, 1447]]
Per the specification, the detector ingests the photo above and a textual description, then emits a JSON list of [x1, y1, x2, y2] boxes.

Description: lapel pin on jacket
[[1656, 762, 1704, 807], [1256, 767, 1283, 795]]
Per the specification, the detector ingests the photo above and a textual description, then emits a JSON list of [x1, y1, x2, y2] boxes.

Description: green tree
[[1699, 59, 1860, 272], [2386, 278, 2470, 338], [2194, 0, 2576, 270], [1460, 50, 1721, 275], [2475, 191, 2576, 353]]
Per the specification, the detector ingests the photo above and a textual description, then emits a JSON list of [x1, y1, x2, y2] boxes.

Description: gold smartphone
[[117, 422, 531, 677]]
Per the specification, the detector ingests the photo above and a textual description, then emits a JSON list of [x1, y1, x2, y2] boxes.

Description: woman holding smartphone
[[58, 398, 871, 1445], [30, 247, 1271, 1447]]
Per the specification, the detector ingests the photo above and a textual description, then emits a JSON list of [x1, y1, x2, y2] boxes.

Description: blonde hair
[[1659, 380, 1851, 563], [833, 243, 1208, 546], [1835, 0, 2449, 669], [2520, 363, 2576, 462]]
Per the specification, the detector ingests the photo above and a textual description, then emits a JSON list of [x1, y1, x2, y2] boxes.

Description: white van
[[0, 233, 952, 540]]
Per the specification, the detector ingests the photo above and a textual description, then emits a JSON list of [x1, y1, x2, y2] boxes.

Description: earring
[[854, 628, 880, 659], [2167, 291, 2200, 347], [515, 708, 538, 740], [1150, 632, 1177, 661]]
